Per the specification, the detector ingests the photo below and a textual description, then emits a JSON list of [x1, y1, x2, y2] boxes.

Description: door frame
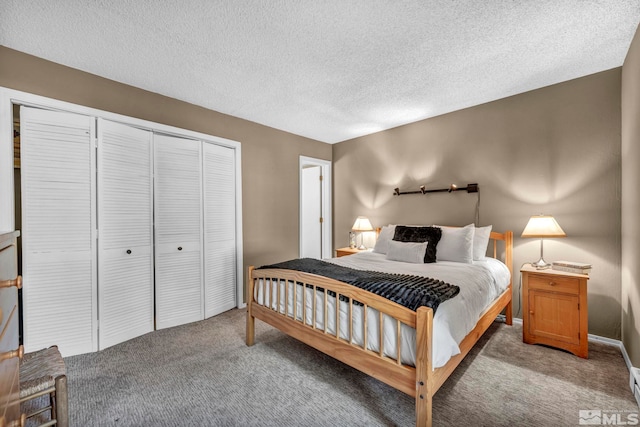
[[299, 156, 332, 259], [0, 87, 245, 309]]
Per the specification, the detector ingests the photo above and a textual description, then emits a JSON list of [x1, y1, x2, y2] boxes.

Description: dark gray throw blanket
[[258, 258, 460, 313]]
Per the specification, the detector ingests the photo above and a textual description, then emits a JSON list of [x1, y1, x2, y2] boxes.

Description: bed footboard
[[246, 230, 513, 427], [246, 266, 431, 398]]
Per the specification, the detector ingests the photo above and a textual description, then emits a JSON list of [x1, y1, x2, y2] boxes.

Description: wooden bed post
[[415, 306, 434, 427], [246, 266, 256, 346], [504, 231, 513, 325]]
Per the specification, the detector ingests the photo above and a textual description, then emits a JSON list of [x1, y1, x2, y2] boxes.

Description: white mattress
[[254, 252, 510, 368]]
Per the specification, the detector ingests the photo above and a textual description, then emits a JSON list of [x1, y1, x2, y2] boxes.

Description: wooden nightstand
[[335, 247, 367, 257], [521, 264, 589, 358]]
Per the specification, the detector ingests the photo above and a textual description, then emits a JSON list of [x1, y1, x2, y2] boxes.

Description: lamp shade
[[521, 215, 566, 238], [352, 216, 373, 232]]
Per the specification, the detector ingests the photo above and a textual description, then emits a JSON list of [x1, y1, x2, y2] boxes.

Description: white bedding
[[254, 252, 510, 368]]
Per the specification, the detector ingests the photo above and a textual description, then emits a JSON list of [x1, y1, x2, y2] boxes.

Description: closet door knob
[[126, 249, 132, 254], [178, 247, 183, 251]]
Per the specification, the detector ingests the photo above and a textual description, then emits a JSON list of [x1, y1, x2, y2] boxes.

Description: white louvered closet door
[[20, 107, 97, 356], [203, 143, 236, 318], [97, 119, 154, 349], [154, 134, 203, 329]]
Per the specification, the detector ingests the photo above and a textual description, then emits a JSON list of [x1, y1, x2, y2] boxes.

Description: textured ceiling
[[1, 1, 639, 143]]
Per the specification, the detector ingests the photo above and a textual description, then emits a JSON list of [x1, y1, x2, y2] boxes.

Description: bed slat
[[379, 311, 384, 358], [312, 284, 317, 329], [396, 319, 402, 365], [363, 304, 368, 351]]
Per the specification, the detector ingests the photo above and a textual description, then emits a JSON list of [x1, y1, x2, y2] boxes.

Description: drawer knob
[[126, 249, 132, 254], [0, 345, 24, 362], [549, 281, 556, 286], [0, 275, 22, 289], [529, 311, 534, 315]]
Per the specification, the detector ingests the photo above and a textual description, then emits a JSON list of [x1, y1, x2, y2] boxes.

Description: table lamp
[[352, 216, 373, 250], [521, 214, 566, 269]]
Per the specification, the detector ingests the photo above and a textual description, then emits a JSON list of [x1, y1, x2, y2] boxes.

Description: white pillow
[[373, 225, 396, 254], [435, 224, 474, 263], [385, 240, 428, 263], [473, 225, 493, 260]]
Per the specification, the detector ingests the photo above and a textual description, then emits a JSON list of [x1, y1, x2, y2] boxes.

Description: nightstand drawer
[[336, 249, 354, 257], [528, 274, 579, 294]]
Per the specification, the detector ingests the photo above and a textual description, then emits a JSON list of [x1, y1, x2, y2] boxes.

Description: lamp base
[[531, 258, 551, 269], [356, 232, 367, 250]]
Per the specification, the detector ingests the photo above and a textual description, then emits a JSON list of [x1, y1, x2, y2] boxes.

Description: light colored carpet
[[30, 308, 638, 426]]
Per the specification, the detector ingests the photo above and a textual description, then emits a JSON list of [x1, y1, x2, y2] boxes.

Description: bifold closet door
[[154, 134, 203, 329], [20, 107, 97, 356], [97, 119, 154, 349], [203, 143, 237, 318]]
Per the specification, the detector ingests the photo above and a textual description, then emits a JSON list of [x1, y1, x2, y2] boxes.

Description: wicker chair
[[19, 346, 68, 427]]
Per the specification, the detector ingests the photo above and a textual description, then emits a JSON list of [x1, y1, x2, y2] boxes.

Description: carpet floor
[[29, 308, 638, 426]]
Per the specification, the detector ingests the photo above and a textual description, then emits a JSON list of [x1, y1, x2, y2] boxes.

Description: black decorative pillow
[[392, 226, 442, 263]]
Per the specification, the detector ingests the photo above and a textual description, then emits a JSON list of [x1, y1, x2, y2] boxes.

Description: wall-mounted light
[[394, 183, 481, 225], [393, 183, 479, 196]]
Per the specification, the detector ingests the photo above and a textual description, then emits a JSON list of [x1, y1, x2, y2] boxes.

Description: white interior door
[[203, 142, 236, 318], [154, 134, 203, 329], [300, 166, 322, 258], [299, 157, 331, 259], [97, 119, 154, 349], [20, 107, 97, 356]]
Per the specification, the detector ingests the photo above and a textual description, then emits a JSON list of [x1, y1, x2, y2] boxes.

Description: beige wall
[[334, 69, 622, 339], [0, 46, 332, 294], [1, 45, 631, 344], [622, 24, 640, 367]]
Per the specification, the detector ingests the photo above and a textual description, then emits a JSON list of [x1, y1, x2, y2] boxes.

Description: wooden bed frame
[[246, 231, 513, 427]]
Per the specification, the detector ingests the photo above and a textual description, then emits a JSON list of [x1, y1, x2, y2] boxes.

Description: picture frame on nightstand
[[349, 231, 356, 249]]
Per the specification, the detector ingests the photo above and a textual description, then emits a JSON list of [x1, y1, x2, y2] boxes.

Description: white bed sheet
[[254, 252, 510, 368]]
